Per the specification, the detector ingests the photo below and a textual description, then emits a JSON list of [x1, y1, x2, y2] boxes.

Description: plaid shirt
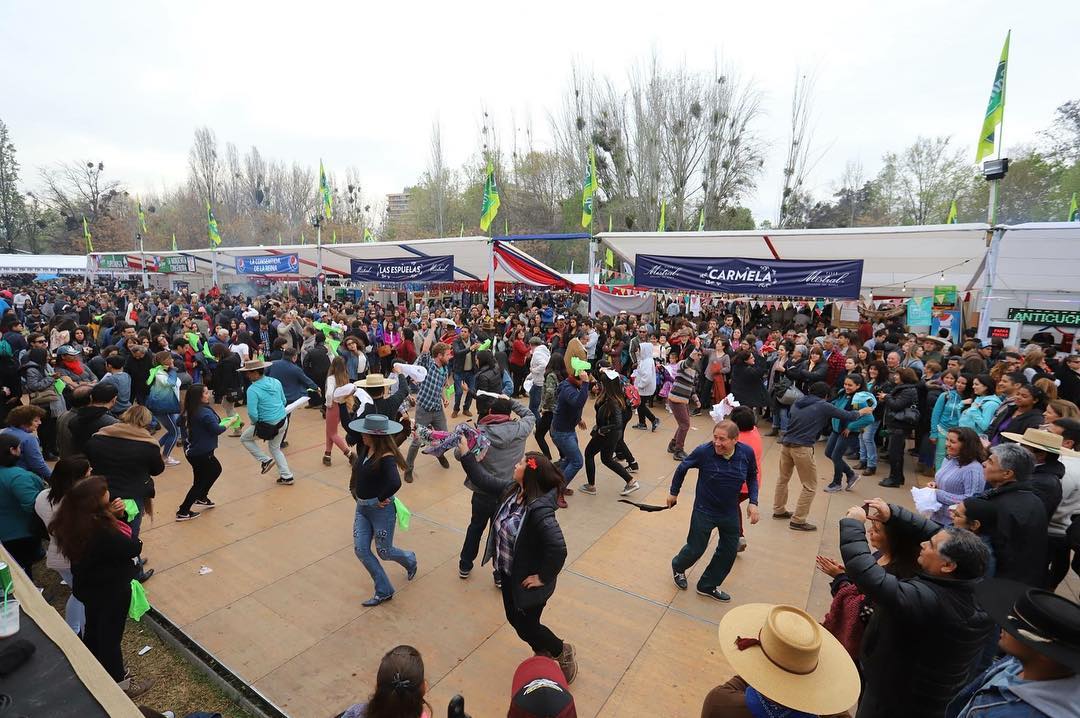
[[416, 352, 449, 412], [493, 497, 526, 577]]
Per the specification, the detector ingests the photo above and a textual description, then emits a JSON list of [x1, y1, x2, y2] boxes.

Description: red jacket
[[825, 350, 846, 386]]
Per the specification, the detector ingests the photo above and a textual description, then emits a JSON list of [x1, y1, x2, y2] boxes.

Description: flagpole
[[317, 221, 325, 303], [211, 246, 219, 289], [138, 230, 149, 290], [487, 236, 495, 315], [587, 236, 596, 315]]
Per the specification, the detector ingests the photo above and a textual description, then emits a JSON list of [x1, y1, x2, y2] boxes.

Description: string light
[[902, 283, 907, 292], [940, 271, 945, 281]]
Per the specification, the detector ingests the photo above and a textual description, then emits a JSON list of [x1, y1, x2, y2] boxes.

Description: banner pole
[[317, 223, 325, 303], [487, 238, 495, 314], [211, 247, 219, 289], [587, 236, 596, 315]]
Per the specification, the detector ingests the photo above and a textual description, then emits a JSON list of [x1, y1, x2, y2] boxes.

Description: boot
[[853, 461, 866, 471]]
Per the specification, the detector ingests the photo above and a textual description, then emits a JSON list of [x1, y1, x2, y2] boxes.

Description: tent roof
[[976, 222, 1080, 293], [90, 236, 566, 284], [0, 254, 89, 274], [599, 223, 994, 292]]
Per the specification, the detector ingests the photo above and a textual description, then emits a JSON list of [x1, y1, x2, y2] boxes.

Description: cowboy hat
[[975, 579, 1080, 672], [1001, 428, 1080, 457], [348, 413, 403, 436], [918, 334, 950, 346], [355, 373, 396, 389], [239, 358, 273, 372], [718, 603, 860, 715]]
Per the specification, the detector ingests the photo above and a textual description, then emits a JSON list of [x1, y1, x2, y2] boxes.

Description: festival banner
[[349, 255, 454, 284], [95, 254, 132, 271], [933, 284, 957, 308], [907, 296, 933, 326], [633, 255, 864, 299], [154, 255, 197, 274], [932, 309, 962, 342], [234, 253, 300, 275]]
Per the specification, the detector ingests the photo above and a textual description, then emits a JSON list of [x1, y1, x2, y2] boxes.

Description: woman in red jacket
[[509, 328, 530, 397]]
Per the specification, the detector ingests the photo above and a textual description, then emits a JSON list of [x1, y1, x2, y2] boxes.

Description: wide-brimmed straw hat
[[976, 579, 1080, 672], [355, 373, 396, 389], [348, 413, 403, 436], [239, 358, 272, 372], [718, 603, 860, 715], [1001, 428, 1080, 457]]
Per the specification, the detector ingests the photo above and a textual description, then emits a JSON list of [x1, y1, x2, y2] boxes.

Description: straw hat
[[239, 358, 273, 372], [718, 603, 860, 715], [348, 413, 403, 436], [355, 373, 397, 389], [1001, 428, 1080, 457]]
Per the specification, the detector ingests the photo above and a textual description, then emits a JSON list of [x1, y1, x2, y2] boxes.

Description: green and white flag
[[581, 146, 597, 228], [976, 31, 1011, 163]]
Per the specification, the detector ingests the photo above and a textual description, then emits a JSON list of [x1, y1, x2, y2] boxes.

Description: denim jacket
[[947, 656, 1080, 718]]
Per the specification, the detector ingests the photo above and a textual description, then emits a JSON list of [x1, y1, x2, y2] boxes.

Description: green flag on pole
[[206, 202, 222, 247], [976, 31, 1011, 163], [504, 217, 508, 236], [319, 160, 333, 219], [697, 206, 705, 231], [479, 160, 501, 232], [83, 217, 93, 253], [460, 221, 464, 237], [658, 200, 666, 232], [171, 233, 177, 251], [301, 231, 306, 245], [946, 200, 958, 224], [609, 214, 613, 233], [136, 199, 148, 233], [605, 248, 614, 268], [277, 231, 282, 246], [1069, 192, 1079, 222], [581, 146, 597, 228], [332, 230, 337, 244], [363, 227, 375, 243]]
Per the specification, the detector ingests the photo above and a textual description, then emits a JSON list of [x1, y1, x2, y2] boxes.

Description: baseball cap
[[507, 656, 576, 718]]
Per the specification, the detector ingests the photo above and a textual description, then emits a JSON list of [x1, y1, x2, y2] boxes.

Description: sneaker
[[853, 461, 867, 470], [861, 467, 877, 477], [403, 469, 414, 483], [672, 450, 687, 461], [651, 420, 660, 432], [322, 453, 332, 466], [619, 480, 641, 496], [631, 423, 648, 431], [121, 675, 156, 699], [459, 568, 471, 579], [557, 643, 578, 684], [845, 474, 861, 491], [260, 459, 275, 475], [362, 594, 393, 607], [878, 478, 902, 488], [788, 521, 818, 532], [407, 562, 418, 581], [175, 511, 201, 522], [194, 498, 215, 509], [667, 442, 675, 454], [772, 510, 793, 519], [164, 457, 181, 467], [626, 462, 640, 474], [737, 537, 747, 553], [494, 574, 502, 589], [276, 477, 295, 486], [579, 483, 597, 495], [696, 587, 731, 602], [672, 568, 688, 590], [824, 481, 844, 493], [281, 440, 289, 449], [137, 569, 155, 583]]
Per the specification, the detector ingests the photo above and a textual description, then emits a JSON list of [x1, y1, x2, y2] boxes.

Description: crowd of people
[[0, 278, 1078, 717]]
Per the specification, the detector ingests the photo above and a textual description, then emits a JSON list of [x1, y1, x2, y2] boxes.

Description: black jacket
[[1029, 458, 1065, 521], [787, 358, 827, 392], [71, 525, 141, 604], [981, 480, 1048, 586], [473, 363, 504, 416], [730, 362, 768, 408], [458, 452, 566, 609], [840, 505, 994, 718], [451, 337, 477, 373], [987, 406, 1042, 444], [68, 405, 117, 457], [84, 428, 165, 502], [212, 350, 243, 401], [302, 344, 330, 388], [883, 383, 919, 429]]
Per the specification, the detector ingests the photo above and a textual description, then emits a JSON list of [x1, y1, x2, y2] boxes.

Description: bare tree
[[778, 72, 826, 228], [188, 126, 220, 206], [838, 160, 864, 226], [877, 136, 971, 225], [0, 119, 23, 251], [428, 120, 448, 235]]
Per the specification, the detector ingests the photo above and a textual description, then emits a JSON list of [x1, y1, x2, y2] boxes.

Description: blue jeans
[[551, 429, 583, 485], [453, 370, 475, 412], [155, 412, 179, 458], [858, 421, 878, 468], [57, 567, 86, 634], [771, 404, 790, 432], [528, 384, 543, 422], [825, 431, 858, 483], [353, 498, 416, 599]]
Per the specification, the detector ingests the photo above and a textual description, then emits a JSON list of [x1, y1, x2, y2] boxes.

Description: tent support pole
[[587, 237, 596, 314], [487, 239, 495, 314], [138, 232, 149, 290], [211, 247, 219, 288], [976, 226, 1004, 341], [317, 223, 324, 303]]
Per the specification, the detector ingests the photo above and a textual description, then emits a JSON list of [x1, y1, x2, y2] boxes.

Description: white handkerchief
[[285, 396, 310, 415], [911, 486, 942, 516], [523, 376, 534, 393], [397, 363, 428, 383], [709, 394, 741, 423]]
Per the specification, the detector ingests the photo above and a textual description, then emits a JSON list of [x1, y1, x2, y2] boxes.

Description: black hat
[[976, 579, 1080, 672]]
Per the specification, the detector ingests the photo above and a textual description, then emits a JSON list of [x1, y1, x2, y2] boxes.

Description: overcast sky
[[2, 1, 1076, 225]]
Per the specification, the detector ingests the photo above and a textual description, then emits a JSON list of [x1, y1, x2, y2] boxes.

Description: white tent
[[88, 236, 566, 286], [0, 254, 90, 275]]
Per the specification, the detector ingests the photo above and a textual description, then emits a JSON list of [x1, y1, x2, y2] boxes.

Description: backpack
[[621, 376, 641, 408]]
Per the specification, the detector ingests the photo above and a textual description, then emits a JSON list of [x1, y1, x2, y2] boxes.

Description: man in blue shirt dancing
[[667, 420, 759, 602]]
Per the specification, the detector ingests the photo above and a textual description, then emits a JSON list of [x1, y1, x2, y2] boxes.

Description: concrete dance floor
[[140, 405, 1079, 718]]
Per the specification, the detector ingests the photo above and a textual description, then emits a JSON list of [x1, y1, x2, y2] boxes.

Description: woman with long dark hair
[[453, 437, 575, 683], [49, 475, 154, 697], [20, 344, 64, 459], [534, 352, 565, 459], [0, 432, 45, 577], [824, 373, 875, 492], [337, 644, 432, 718], [347, 415, 417, 607], [580, 369, 638, 496], [176, 384, 226, 521], [146, 350, 181, 466], [324, 355, 355, 466], [35, 456, 91, 633], [926, 426, 986, 525]]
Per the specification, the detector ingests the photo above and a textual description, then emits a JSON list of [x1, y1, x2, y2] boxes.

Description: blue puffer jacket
[[831, 391, 876, 433], [785, 395, 863, 447]]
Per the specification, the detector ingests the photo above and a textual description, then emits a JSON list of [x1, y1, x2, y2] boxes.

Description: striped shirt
[[493, 496, 526, 576], [416, 352, 449, 412], [670, 358, 698, 401]]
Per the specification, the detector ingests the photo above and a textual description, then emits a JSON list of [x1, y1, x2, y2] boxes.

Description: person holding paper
[[176, 383, 228, 521]]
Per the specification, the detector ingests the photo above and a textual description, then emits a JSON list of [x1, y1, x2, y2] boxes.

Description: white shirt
[[13, 292, 29, 309], [1051, 456, 1080, 536], [230, 343, 251, 361]]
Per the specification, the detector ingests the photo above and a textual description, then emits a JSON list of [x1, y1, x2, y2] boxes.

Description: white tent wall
[[0, 254, 90, 275]]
